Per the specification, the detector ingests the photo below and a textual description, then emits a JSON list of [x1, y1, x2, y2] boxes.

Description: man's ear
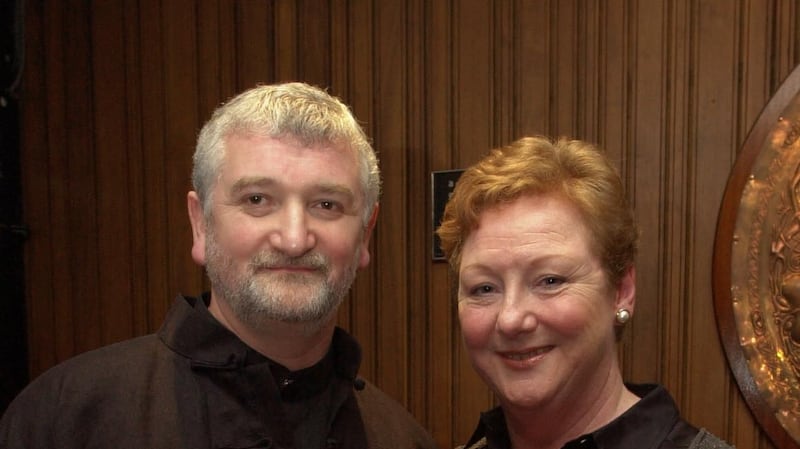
[[615, 266, 636, 315], [187, 191, 207, 265], [358, 204, 380, 269]]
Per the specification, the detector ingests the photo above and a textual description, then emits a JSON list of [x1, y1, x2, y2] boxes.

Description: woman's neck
[[503, 371, 639, 449]]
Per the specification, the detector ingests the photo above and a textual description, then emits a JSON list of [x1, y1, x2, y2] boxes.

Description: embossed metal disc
[[715, 65, 800, 449]]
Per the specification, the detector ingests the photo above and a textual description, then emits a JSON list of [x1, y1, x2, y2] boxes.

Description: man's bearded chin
[[204, 236, 360, 334]]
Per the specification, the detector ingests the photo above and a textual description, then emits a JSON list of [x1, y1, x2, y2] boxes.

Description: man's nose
[[268, 202, 316, 256]]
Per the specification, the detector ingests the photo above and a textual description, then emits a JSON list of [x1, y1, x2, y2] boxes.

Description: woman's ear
[[615, 266, 636, 315]]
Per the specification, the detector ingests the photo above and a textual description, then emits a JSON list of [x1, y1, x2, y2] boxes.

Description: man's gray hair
[[192, 82, 381, 224]]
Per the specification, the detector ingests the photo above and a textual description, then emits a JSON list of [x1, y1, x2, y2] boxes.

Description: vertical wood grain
[[426, 0, 457, 444], [138, 0, 172, 330], [661, 0, 691, 405], [552, 0, 578, 136], [274, 1, 298, 82], [297, 0, 330, 86], [343, 0, 378, 385], [123, 0, 148, 338], [161, 0, 198, 301], [627, 0, 667, 385], [64, 0, 100, 356], [686, 0, 738, 434], [92, 0, 134, 344], [235, 1, 273, 88], [515, 0, 551, 136], [373, 0, 409, 404], [406, 0, 430, 425], [20, 0, 53, 376]]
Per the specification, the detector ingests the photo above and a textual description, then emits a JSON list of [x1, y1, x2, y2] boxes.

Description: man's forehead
[[224, 131, 350, 152]]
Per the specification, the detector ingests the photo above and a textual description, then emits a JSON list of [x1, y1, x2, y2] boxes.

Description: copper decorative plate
[[714, 64, 800, 449]]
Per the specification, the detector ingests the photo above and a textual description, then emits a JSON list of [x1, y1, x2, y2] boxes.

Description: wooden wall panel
[[138, 0, 171, 332], [406, 0, 429, 424], [64, 0, 98, 357], [661, 0, 690, 404], [628, 0, 669, 387], [687, 0, 738, 435], [17, 1, 800, 448], [123, 0, 148, 338], [163, 0, 205, 300], [20, 0, 52, 375], [373, 0, 409, 404], [426, 0, 456, 443], [516, 0, 552, 136], [92, 0, 134, 344]]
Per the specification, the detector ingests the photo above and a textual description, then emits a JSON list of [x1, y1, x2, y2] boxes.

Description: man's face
[[189, 134, 375, 329]]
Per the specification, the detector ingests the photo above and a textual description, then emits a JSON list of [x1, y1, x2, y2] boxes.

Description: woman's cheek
[[458, 306, 494, 349]]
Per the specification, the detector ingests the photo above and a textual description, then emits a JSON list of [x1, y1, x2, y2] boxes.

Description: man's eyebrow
[[229, 177, 276, 195], [314, 182, 356, 200], [229, 178, 357, 202]]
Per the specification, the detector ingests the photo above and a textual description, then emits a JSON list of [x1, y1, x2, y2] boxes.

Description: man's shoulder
[[0, 333, 179, 448], [353, 380, 411, 414], [46, 334, 163, 378], [12, 333, 168, 405], [354, 380, 439, 449]]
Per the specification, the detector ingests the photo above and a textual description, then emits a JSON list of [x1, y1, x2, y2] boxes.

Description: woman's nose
[[495, 293, 538, 337], [268, 202, 316, 256]]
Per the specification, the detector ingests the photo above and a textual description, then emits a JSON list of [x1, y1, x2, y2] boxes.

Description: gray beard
[[204, 230, 359, 333]]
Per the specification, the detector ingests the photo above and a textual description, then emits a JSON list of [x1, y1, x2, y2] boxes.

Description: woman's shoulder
[[688, 429, 735, 449], [454, 436, 487, 449]]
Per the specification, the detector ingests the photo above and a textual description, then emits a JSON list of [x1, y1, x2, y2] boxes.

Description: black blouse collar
[[466, 384, 682, 449]]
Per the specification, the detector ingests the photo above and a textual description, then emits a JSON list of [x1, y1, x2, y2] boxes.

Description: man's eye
[[312, 200, 344, 214], [247, 195, 264, 204]]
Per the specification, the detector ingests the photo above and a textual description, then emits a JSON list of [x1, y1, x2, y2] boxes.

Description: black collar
[[157, 293, 364, 394], [465, 384, 683, 449]]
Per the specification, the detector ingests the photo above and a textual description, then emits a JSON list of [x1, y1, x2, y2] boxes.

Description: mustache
[[249, 251, 328, 270]]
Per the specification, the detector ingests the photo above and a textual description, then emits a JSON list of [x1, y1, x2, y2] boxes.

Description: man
[[1, 82, 439, 449]]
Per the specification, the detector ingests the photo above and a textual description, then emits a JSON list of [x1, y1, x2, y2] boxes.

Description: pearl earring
[[615, 308, 631, 325]]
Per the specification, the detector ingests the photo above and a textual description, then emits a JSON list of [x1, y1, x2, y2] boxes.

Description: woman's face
[[457, 192, 634, 412]]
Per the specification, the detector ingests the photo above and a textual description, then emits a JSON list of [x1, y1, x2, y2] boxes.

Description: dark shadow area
[[0, 0, 28, 414]]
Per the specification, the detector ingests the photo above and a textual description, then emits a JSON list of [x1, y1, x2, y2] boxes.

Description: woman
[[436, 137, 732, 449]]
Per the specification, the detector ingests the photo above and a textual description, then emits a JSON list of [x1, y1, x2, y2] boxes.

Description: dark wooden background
[[15, 1, 800, 448]]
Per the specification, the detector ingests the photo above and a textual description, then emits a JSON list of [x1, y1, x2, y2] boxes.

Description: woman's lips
[[499, 345, 553, 361]]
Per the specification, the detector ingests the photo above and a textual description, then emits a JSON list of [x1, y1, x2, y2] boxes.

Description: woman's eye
[[319, 200, 335, 210], [247, 195, 264, 205], [540, 276, 565, 288], [470, 284, 495, 295]]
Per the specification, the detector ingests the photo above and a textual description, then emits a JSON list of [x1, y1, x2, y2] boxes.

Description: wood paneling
[[18, 1, 800, 448]]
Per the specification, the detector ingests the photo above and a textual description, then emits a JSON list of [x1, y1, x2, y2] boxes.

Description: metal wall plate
[[431, 169, 464, 261], [714, 64, 800, 449]]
